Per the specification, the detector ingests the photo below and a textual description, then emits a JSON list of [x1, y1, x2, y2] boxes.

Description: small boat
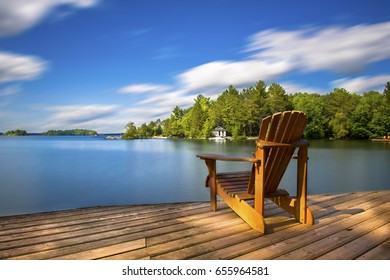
[[105, 135, 121, 140]]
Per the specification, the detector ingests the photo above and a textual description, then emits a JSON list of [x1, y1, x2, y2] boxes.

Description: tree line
[[2, 129, 98, 136], [123, 81, 390, 140], [3, 129, 28, 136], [42, 129, 98, 136]]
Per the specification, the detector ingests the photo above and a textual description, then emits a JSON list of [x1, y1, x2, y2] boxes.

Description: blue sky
[[1, 0, 390, 133]]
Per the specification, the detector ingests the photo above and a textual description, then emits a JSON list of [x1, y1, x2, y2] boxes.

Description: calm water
[[0, 136, 389, 216]]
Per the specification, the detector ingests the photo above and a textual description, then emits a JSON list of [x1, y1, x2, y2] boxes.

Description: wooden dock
[[0, 190, 389, 260]]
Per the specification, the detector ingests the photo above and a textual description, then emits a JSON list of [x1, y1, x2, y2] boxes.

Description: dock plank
[[317, 223, 390, 260], [356, 239, 390, 260], [233, 192, 390, 260], [52, 239, 146, 260], [274, 207, 390, 260], [0, 190, 389, 260]]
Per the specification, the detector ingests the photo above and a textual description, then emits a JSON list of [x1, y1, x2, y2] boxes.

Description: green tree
[[208, 85, 241, 137], [219, 85, 245, 138], [382, 82, 390, 136], [368, 86, 390, 138], [207, 98, 223, 130], [380, 82, 390, 137], [4, 129, 28, 136], [383, 81, 390, 105], [349, 91, 385, 139], [148, 119, 162, 136], [122, 122, 137, 139], [240, 81, 268, 136], [181, 95, 211, 138], [164, 106, 186, 138], [292, 93, 328, 138], [329, 112, 350, 139], [267, 83, 291, 113], [253, 80, 270, 118], [137, 123, 151, 138], [324, 88, 359, 139]]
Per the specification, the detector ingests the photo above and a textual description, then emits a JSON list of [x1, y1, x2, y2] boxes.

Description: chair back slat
[[258, 116, 271, 140], [267, 112, 307, 193], [255, 111, 307, 194], [264, 111, 292, 193], [265, 112, 282, 141]]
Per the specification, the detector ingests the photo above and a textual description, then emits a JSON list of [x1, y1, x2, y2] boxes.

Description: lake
[[0, 136, 389, 217]]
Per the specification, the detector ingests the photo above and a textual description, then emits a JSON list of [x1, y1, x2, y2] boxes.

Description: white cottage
[[211, 126, 226, 138]]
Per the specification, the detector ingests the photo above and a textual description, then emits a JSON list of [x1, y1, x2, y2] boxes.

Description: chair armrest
[[256, 139, 309, 149], [197, 153, 261, 163]]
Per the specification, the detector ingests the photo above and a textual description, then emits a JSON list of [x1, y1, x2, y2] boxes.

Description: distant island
[[2, 129, 98, 136], [3, 129, 28, 136], [42, 129, 98, 136]]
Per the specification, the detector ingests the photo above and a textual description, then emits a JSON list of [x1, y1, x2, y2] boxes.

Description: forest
[[123, 81, 390, 140], [41, 129, 98, 136]]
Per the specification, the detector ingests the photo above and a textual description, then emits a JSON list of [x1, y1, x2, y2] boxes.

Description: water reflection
[[0, 136, 389, 216]]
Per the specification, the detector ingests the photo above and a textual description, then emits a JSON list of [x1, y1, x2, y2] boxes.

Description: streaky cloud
[[332, 75, 390, 93], [0, 51, 48, 83], [118, 83, 172, 94], [178, 59, 292, 91], [44, 104, 120, 128], [246, 21, 390, 74], [0, 0, 100, 37]]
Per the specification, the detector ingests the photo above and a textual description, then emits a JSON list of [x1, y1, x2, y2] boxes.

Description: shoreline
[[371, 138, 390, 142]]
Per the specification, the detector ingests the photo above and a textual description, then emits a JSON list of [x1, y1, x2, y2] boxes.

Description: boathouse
[[211, 126, 226, 138]]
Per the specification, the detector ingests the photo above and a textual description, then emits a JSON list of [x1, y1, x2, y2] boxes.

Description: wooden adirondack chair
[[197, 111, 314, 234]]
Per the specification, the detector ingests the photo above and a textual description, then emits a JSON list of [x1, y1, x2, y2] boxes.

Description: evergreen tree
[[267, 83, 291, 113], [384, 81, 390, 105], [122, 122, 137, 139], [292, 93, 328, 138], [324, 88, 359, 139]]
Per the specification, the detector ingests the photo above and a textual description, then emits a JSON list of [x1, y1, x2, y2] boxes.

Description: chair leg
[[253, 161, 265, 216], [217, 185, 266, 234], [296, 146, 313, 224], [205, 159, 217, 211], [270, 146, 314, 225], [269, 196, 297, 217]]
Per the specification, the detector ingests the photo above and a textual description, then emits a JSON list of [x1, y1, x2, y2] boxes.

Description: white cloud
[[0, 52, 48, 83], [134, 89, 196, 121], [138, 89, 192, 106], [332, 75, 390, 93], [120, 107, 171, 125], [246, 22, 390, 74], [42, 104, 120, 130], [0, 0, 99, 36], [118, 83, 171, 94], [177, 59, 292, 91]]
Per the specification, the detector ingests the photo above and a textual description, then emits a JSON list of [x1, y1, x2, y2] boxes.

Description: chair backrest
[[255, 111, 308, 194]]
